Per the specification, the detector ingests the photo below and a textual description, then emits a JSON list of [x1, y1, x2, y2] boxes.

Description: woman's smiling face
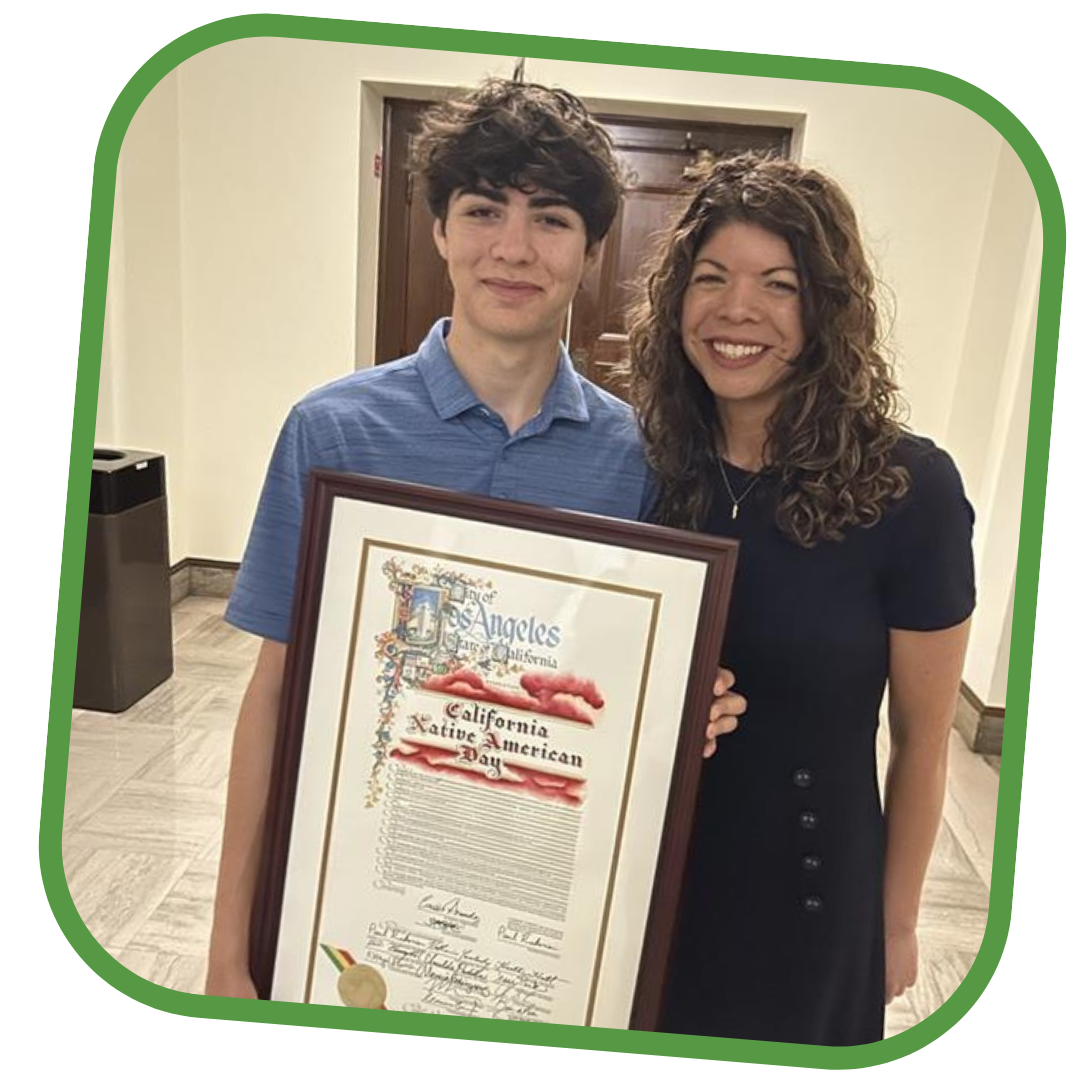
[[680, 220, 806, 415]]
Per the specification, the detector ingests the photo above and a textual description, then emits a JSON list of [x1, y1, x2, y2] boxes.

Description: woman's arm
[[705, 668, 746, 757], [882, 619, 972, 1003]]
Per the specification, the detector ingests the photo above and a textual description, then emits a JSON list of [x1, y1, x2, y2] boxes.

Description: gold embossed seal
[[337, 963, 388, 1009], [320, 944, 388, 1009]]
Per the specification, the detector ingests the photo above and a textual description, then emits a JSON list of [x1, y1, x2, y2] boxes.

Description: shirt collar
[[416, 320, 483, 420], [416, 318, 591, 426], [543, 347, 591, 426]]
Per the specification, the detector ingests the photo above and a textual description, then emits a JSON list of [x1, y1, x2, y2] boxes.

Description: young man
[[205, 78, 743, 1000]]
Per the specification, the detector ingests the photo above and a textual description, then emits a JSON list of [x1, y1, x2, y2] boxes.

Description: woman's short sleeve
[[881, 440, 976, 631]]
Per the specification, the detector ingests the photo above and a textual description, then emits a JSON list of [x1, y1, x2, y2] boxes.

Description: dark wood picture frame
[[250, 470, 738, 1030]]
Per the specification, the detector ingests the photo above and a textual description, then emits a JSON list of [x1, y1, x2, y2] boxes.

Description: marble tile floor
[[62, 596, 1001, 1038]]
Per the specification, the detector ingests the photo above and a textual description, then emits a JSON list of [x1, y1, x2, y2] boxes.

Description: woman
[[627, 154, 975, 1046]]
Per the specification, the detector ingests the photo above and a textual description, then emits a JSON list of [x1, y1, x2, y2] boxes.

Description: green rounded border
[[41, 14, 1064, 1070]]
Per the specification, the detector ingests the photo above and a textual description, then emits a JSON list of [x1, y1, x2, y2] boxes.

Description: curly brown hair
[[409, 77, 622, 249], [626, 152, 910, 546]]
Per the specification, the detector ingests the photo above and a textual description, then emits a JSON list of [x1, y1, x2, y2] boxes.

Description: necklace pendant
[[731, 503, 739, 521]]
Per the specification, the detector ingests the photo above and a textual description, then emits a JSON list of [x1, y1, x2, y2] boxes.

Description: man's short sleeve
[[225, 407, 313, 642]]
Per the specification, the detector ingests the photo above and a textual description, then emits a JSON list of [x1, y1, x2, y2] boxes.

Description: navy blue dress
[[659, 435, 975, 1046]]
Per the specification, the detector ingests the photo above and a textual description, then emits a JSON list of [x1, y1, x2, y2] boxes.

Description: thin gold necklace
[[717, 457, 762, 520]]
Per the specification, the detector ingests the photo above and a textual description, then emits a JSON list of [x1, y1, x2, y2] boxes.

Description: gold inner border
[[302, 533, 670, 1023], [302, 537, 373, 1002]]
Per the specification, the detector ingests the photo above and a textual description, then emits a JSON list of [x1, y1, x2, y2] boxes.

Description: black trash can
[[73, 448, 174, 712]]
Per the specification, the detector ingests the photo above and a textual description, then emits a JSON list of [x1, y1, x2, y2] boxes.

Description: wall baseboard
[[954, 682, 1005, 756], [170, 558, 239, 604]]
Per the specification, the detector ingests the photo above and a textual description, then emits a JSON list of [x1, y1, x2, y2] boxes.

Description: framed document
[[250, 471, 738, 1031]]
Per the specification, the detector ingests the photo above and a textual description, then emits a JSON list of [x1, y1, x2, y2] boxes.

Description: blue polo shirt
[[226, 320, 655, 642]]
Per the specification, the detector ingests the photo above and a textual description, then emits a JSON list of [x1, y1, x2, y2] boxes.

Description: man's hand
[[204, 964, 259, 1000], [704, 667, 746, 758]]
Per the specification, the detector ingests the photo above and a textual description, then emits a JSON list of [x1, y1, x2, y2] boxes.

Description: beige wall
[[98, 37, 1039, 706], [98, 67, 189, 559], [944, 141, 1039, 706]]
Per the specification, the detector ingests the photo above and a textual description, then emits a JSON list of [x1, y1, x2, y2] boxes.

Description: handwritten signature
[[418, 894, 480, 926], [497, 925, 560, 955], [366, 920, 562, 1022]]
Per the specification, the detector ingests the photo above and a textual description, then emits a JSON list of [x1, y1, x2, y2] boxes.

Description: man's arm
[[205, 638, 288, 998]]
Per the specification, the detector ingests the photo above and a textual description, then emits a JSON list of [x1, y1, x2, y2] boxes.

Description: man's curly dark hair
[[409, 77, 622, 248]]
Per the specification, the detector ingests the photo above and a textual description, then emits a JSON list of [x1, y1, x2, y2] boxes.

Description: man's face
[[434, 184, 596, 354]]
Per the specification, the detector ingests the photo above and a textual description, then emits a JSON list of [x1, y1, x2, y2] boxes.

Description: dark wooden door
[[375, 100, 456, 366], [374, 101, 791, 398]]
